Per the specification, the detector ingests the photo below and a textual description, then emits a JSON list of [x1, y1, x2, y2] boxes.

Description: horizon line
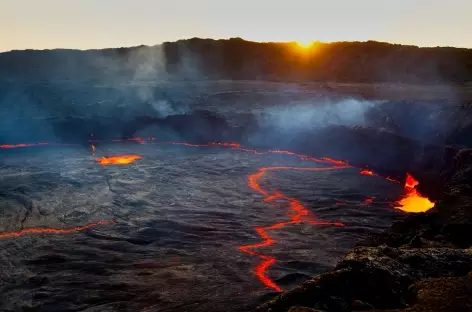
[[1, 37, 471, 54]]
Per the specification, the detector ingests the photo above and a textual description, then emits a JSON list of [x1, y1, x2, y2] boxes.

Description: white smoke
[[259, 98, 378, 131], [151, 99, 188, 117]]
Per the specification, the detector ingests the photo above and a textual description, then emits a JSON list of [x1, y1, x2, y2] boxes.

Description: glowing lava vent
[[360, 169, 375, 176], [396, 173, 435, 213], [96, 155, 142, 166]]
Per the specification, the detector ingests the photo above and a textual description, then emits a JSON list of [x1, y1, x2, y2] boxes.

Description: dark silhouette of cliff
[[1, 38, 472, 84]]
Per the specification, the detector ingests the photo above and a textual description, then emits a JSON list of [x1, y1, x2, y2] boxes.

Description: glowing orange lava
[[395, 173, 435, 213], [386, 176, 401, 184], [146, 141, 350, 292], [1, 143, 43, 149], [364, 197, 374, 204], [96, 155, 142, 166], [405, 173, 419, 189], [242, 165, 347, 292], [0, 142, 75, 149], [0, 221, 115, 239], [360, 169, 375, 176], [321, 157, 349, 166]]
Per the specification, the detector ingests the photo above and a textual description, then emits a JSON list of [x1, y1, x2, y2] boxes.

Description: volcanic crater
[[0, 83, 460, 312], [0, 138, 428, 311]]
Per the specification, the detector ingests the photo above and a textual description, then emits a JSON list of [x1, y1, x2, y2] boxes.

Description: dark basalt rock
[[376, 272, 472, 312], [288, 307, 325, 312], [120, 109, 242, 142]]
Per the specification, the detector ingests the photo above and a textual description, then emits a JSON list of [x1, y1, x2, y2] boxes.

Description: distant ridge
[[1, 38, 471, 84]]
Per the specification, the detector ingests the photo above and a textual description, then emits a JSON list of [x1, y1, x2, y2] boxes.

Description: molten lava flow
[[269, 150, 354, 167], [321, 157, 349, 166], [364, 197, 374, 204], [211, 142, 240, 148], [127, 137, 146, 144], [0, 221, 115, 239], [148, 141, 350, 292], [241, 165, 346, 292], [360, 169, 375, 176], [96, 155, 142, 166], [1, 143, 41, 149], [268, 150, 323, 162], [386, 176, 401, 184], [396, 173, 435, 213], [405, 173, 419, 189], [0, 142, 76, 149]]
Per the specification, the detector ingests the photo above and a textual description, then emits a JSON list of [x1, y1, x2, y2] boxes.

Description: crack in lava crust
[[0, 221, 116, 239], [242, 166, 348, 292]]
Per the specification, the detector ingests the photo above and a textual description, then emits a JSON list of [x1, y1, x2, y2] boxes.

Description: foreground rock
[[257, 149, 472, 312], [378, 272, 472, 312], [257, 248, 472, 312], [284, 272, 472, 312]]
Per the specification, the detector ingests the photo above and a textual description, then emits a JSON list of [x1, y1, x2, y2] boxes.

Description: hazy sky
[[1, 0, 471, 52]]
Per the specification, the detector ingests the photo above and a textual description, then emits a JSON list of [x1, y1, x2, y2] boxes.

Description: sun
[[295, 40, 314, 49]]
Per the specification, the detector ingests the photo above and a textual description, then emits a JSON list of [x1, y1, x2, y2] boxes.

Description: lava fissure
[[242, 164, 348, 292], [0, 221, 116, 239], [0, 142, 77, 149]]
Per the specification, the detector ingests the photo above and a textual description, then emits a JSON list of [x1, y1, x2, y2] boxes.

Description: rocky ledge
[[257, 149, 472, 312]]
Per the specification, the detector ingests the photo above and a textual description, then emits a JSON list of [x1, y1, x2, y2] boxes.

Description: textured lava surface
[[0, 143, 405, 311]]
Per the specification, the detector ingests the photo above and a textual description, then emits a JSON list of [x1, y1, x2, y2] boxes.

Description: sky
[[0, 0, 471, 52]]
